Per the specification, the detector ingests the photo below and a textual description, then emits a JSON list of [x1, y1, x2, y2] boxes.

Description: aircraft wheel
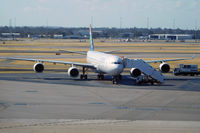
[[112, 80, 115, 84], [80, 75, 83, 79], [97, 75, 100, 80], [112, 79, 117, 84], [112, 76, 118, 84], [115, 80, 118, 84], [119, 75, 122, 80], [97, 75, 104, 80], [80, 74, 87, 79], [100, 75, 104, 80]]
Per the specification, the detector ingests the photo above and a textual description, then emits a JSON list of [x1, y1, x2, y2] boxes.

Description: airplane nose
[[119, 64, 124, 72], [104, 64, 124, 76], [114, 64, 124, 75]]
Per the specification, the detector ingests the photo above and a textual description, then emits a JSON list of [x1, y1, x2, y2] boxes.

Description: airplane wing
[[104, 50, 120, 54], [0, 57, 95, 68], [145, 56, 195, 63]]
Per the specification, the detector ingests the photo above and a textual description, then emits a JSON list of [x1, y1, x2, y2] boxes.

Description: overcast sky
[[1, 0, 200, 29]]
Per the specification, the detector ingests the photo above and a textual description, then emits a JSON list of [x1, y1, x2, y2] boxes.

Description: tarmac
[[0, 73, 200, 132]]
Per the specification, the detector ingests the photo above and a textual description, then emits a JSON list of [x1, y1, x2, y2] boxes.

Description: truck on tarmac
[[173, 64, 200, 76]]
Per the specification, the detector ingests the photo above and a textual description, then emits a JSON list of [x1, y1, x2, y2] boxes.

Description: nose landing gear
[[112, 75, 122, 84]]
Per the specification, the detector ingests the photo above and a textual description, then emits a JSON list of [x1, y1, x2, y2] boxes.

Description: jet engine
[[159, 62, 170, 73], [130, 68, 141, 77], [33, 63, 44, 73], [68, 67, 79, 78]]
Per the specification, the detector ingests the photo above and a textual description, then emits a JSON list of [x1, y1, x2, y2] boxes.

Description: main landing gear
[[112, 75, 122, 84], [80, 67, 88, 80], [97, 74, 104, 80], [80, 67, 123, 85]]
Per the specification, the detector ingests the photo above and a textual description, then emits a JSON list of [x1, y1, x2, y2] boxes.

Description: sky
[[0, 0, 200, 29]]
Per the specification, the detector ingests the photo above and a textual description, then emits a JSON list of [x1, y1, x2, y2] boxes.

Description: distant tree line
[[0, 26, 199, 39]]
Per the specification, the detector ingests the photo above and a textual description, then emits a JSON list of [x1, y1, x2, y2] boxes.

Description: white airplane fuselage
[[87, 51, 124, 76]]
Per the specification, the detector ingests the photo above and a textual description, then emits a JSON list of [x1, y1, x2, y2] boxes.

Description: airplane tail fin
[[89, 24, 94, 51]]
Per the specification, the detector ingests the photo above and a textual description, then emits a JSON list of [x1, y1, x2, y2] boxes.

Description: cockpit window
[[112, 62, 122, 64]]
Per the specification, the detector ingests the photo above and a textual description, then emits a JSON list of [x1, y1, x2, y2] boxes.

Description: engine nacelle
[[130, 68, 141, 77], [33, 63, 44, 73], [159, 62, 170, 73], [68, 67, 79, 78]]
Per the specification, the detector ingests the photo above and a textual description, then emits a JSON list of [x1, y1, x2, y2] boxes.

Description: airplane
[[0, 25, 195, 84]]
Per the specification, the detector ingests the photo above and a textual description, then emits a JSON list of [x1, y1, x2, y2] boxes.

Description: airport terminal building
[[149, 34, 193, 40]]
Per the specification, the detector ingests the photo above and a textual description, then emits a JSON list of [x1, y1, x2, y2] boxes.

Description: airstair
[[124, 58, 164, 84]]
